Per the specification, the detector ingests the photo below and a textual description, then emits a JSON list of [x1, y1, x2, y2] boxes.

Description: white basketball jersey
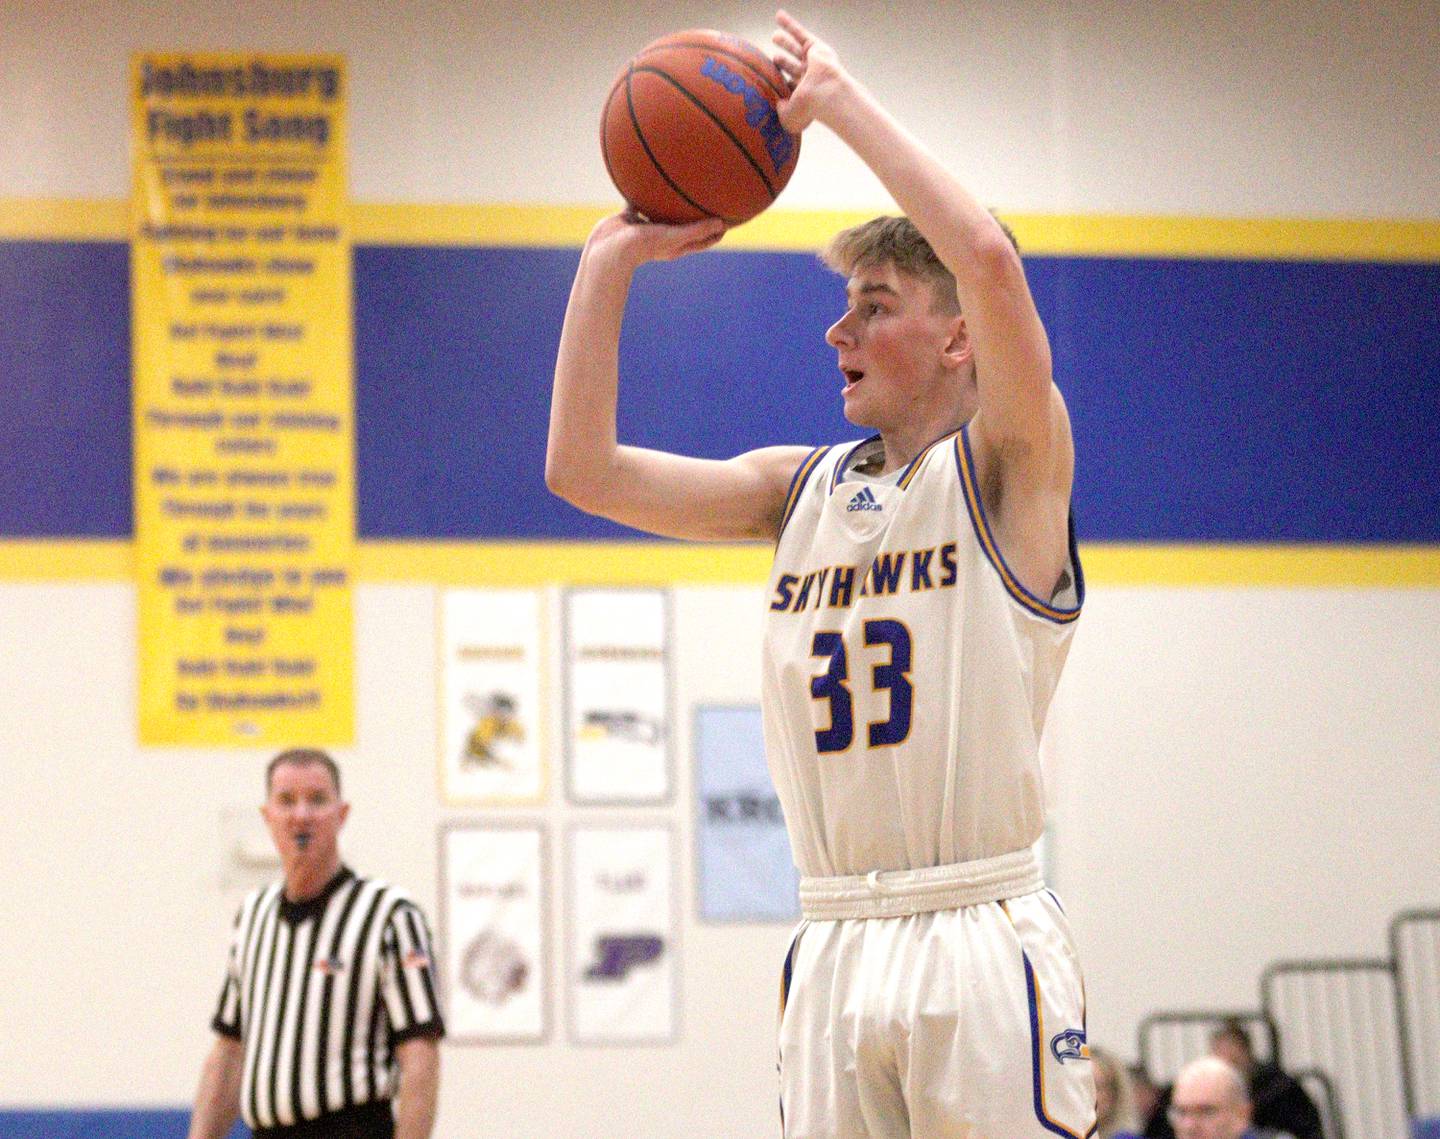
[[761, 427, 1083, 878]]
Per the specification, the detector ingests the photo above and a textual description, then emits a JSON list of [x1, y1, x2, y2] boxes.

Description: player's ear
[[337, 800, 350, 828], [941, 314, 972, 370]]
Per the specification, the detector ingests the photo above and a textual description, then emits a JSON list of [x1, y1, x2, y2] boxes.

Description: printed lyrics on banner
[[131, 53, 355, 745]]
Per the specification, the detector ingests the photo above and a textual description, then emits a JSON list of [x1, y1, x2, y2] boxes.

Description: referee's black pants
[[252, 1100, 394, 1139]]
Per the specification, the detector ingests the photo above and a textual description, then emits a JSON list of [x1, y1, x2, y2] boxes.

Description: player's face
[[262, 761, 348, 867], [825, 265, 967, 431]]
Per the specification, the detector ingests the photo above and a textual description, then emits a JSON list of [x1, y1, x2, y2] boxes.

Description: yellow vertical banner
[[131, 55, 354, 745]]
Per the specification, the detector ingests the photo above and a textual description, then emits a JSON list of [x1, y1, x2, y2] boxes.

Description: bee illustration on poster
[[439, 589, 546, 805], [563, 588, 672, 805], [439, 823, 548, 1043]]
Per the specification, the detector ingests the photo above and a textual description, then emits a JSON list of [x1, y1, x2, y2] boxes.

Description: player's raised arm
[[771, 9, 1073, 594], [546, 212, 811, 542], [771, 12, 1057, 443]]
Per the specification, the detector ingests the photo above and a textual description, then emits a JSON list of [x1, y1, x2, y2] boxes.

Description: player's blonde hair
[[820, 214, 1020, 314]]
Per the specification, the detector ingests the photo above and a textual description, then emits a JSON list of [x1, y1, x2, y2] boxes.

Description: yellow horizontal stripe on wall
[[357, 540, 775, 583], [1010, 214, 1440, 262], [2, 198, 1437, 261], [0, 540, 135, 579], [350, 202, 608, 247], [4, 540, 1439, 587], [0, 198, 130, 241], [1080, 544, 1440, 588]]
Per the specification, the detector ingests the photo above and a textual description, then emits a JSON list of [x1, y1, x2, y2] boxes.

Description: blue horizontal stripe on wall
[[2, 240, 1438, 542], [1050, 256, 1440, 542], [0, 1110, 246, 1139], [353, 244, 847, 541], [0, 240, 133, 538]]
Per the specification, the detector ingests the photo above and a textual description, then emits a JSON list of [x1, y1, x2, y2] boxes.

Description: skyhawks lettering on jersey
[[211, 867, 445, 1131], [762, 426, 1084, 878]]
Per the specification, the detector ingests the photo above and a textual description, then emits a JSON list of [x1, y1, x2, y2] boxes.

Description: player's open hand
[[588, 210, 727, 267], [771, 10, 848, 133]]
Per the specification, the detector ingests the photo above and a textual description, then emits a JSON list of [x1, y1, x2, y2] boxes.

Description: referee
[[187, 749, 444, 1139]]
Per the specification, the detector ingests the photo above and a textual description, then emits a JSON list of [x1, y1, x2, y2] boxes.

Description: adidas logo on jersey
[[846, 487, 882, 513]]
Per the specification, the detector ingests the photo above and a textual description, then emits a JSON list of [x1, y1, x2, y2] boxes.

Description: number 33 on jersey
[[761, 428, 1084, 880]]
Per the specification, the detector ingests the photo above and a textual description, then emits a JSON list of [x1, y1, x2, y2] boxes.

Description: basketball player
[[547, 10, 1091, 1137]]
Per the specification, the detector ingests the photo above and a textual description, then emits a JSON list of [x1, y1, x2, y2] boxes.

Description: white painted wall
[[3, 0, 1438, 215], [2, 2, 1439, 1136], [2, 582, 1437, 1135], [1050, 588, 1440, 1047]]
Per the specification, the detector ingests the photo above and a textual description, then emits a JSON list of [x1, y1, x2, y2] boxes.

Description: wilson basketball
[[600, 29, 802, 226]]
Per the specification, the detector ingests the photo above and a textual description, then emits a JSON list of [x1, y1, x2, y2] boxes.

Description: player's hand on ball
[[771, 10, 847, 133], [589, 210, 726, 266]]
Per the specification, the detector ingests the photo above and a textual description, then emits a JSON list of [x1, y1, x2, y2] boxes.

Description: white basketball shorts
[[777, 872, 1095, 1139]]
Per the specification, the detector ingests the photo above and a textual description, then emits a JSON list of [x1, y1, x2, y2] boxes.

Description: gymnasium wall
[[2, 2, 1439, 1137]]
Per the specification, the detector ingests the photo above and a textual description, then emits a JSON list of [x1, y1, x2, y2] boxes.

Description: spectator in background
[[1129, 1062, 1163, 1136], [1145, 1080, 1176, 1139], [1168, 1057, 1297, 1139], [1210, 1020, 1323, 1139], [1093, 1046, 1143, 1139]]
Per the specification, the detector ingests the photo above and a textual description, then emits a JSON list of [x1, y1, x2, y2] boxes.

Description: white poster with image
[[440, 824, 548, 1043], [568, 825, 676, 1044], [563, 588, 671, 804], [440, 588, 545, 804]]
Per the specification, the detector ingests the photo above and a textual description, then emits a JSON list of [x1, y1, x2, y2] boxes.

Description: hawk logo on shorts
[[1050, 1027, 1090, 1064]]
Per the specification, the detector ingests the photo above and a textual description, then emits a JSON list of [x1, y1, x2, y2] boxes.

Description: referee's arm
[[186, 1034, 242, 1139], [394, 1035, 440, 1139], [383, 898, 444, 1138]]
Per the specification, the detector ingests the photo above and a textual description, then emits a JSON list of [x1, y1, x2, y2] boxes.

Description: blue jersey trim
[[1003, 901, 1098, 1139], [777, 925, 806, 1135], [776, 447, 831, 544], [828, 437, 878, 494], [897, 429, 963, 489], [954, 426, 1084, 624], [825, 430, 960, 495], [778, 926, 803, 1022]]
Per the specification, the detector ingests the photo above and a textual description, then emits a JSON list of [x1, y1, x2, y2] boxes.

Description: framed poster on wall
[[566, 824, 677, 1044], [563, 588, 671, 805], [439, 823, 549, 1043], [694, 704, 799, 922], [439, 588, 546, 805]]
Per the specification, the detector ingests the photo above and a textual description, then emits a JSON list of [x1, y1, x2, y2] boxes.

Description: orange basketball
[[600, 29, 802, 226]]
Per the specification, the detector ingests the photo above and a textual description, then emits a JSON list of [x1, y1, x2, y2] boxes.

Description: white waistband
[[799, 848, 1043, 920]]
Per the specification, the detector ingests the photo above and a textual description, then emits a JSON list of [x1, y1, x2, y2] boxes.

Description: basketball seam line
[[630, 64, 780, 200], [599, 79, 625, 196], [623, 67, 732, 223], [633, 41, 788, 101]]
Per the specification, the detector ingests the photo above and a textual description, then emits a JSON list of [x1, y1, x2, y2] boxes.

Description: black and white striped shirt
[[212, 867, 445, 1131]]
